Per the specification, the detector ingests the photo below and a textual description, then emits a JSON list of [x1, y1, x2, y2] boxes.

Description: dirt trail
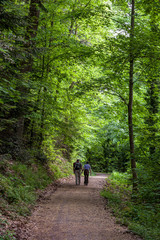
[[23, 174, 142, 240]]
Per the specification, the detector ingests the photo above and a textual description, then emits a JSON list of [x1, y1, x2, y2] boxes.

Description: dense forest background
[[0, 0, 160, 239]]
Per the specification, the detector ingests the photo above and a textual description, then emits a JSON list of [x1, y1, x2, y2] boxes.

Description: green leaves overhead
[[0, 0, 159, 185]]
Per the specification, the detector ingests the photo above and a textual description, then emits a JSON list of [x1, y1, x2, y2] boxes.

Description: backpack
[[74, 162, 81, 170]]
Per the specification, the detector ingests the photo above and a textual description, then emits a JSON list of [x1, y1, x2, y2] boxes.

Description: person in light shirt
[[83, 162, 91, 185]]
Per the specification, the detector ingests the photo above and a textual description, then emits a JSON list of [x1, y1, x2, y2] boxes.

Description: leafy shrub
[[0, 230, 16, 240], [49, 163, 63, 179], [12, 163, 52, 190], [109, 171, 132, 186], [0, 218, 16, 240], [101, 190, 122, 205], [0, 161, 54, 217], [101, 171, 160, 240]]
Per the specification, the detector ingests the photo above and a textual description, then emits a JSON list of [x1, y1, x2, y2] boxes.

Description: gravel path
[[24, 174, 142, 240]]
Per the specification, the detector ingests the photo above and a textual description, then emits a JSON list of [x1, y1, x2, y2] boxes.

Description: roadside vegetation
[[101, 171, 160, 240], [0, 154, 72, 239]]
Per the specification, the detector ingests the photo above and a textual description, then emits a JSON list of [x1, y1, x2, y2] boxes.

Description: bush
[[0, 218, 16, 240], [0, 230, 16, 240], [101, 171, 160, 240], [0, 161, 54, 218], [12, 163, 52, 190], [0, 152, 72, 237]]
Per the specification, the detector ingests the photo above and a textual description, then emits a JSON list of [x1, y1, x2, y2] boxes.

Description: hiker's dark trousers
[[84, 170, 89, 185]]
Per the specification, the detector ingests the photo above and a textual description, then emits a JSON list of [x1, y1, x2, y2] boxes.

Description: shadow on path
[[24, 174, 142, 240]]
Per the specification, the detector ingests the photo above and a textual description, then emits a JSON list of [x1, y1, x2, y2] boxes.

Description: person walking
[[83, 162, 91, 185], [73, 159, 82, 185]]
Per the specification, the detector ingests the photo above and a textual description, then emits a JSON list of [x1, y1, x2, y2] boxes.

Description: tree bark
[[16, 0, 40, 144], [147, 79, 158, 156], [128, 0, 138, 192], [148, 23, 159, 157]]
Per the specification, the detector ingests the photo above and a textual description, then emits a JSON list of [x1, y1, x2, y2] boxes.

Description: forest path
[[24, 174, 142, 240]]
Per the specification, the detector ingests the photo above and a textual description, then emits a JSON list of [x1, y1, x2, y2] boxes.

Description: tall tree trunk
[[147, 78, 159, 156], [149, 81, 156, 156], [128, 0, 138, 192], [39, 88, 46, 147], [148, 22, 159, 157], [16, 0, 40, 145]]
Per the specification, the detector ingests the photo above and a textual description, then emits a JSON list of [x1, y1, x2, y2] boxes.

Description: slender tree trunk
[[147, 78, 158, 156], [128, 0, 138, 192], [148, 23, 159, 157], [39, 88, 46, 147]]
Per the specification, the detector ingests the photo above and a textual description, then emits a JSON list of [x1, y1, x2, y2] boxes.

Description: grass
[[0, 152, 73, 239], [90, 170, 96, 176], [0, 159, 54, 239], [0, 164, 52, 217], [0, 231, 16, 240], [101, 171, 160, 240]]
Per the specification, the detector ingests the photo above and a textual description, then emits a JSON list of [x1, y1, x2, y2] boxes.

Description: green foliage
[[101, 190, 122, 205], [42, 138, 73, 179], [0, 152, 72, 239], [0, 231, 16, 240], [109, 171, 132, 186], [0, 160, 54, 217], [0, 218, 16, 240], [12, 163, 52, 189], [101, 172, 160, 240]]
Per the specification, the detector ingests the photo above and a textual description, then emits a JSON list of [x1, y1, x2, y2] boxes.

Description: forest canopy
[[0, 0, 160, 195]]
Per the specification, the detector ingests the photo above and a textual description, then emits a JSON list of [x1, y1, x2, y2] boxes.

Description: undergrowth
[[0, 153, 73, 239], [0, 161, 53, 218], [101, 171, 160, 240]]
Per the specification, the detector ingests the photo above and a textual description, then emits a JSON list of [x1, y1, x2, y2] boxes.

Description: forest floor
[[18, 174, 142, 240]]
